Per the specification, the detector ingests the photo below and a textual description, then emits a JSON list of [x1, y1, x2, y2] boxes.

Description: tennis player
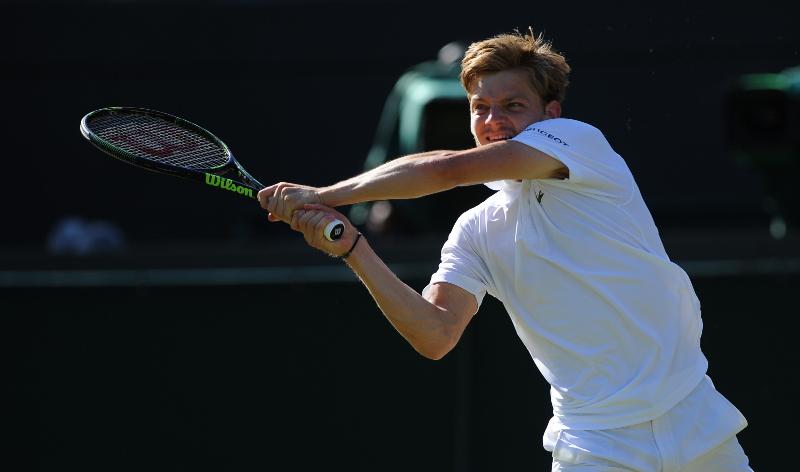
[[259, 29, 753, 471]]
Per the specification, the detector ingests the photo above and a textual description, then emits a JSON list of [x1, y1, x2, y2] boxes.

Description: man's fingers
[[303, 203, 348, 221], [290, 210, 306, 231], [304, 211, 327, 233], [296, 211, 325, 243], [272, 186, 291, 221], [256, 188, 269, 209], [286, 207, 352, 257], [257, 183, 280, 209], [260, 182, 290, 219], [276, 186, 299, 223], [294, 209, 318, 232], [259, 183, 324, 228]]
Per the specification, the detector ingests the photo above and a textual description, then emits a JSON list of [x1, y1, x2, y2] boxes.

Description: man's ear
[[544, 100, 562, 119]]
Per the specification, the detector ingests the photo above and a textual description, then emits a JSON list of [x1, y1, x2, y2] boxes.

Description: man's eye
[[472, 104, 487, 113], [508, 102, 524, 109]]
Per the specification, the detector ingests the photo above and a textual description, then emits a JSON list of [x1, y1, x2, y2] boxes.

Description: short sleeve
[[511, 118, 633, 202], [426, 212, 490, 307]]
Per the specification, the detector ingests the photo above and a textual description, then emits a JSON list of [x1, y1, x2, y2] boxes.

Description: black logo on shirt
[[523, 126, 569, 146], [536, 190, 544, 204]]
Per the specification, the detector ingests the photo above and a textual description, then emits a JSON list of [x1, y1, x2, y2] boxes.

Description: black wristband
[[340, 232, 362, 259]]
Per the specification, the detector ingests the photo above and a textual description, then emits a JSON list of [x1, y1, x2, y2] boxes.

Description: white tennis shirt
[[428, 118, 709, 430]]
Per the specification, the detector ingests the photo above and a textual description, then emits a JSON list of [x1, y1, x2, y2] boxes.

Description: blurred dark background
[[3, 0, 800, 470]]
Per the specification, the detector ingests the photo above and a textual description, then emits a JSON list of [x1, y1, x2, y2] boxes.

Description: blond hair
[[460, 28, 571, 104]]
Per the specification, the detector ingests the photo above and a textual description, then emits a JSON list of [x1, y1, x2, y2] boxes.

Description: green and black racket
[[80, 107, 344, 241]]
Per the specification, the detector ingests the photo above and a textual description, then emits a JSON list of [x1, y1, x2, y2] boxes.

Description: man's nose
[[485, 105, 507, 124]]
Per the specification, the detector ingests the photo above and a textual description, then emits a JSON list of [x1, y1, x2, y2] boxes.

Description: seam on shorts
[[649, 420, 664, 472]]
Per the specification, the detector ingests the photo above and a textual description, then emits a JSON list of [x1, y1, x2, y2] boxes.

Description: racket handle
[[324, 219, 345, 241]]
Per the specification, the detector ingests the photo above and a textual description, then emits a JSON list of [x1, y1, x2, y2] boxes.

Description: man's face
[[468, 69, 551, 147]]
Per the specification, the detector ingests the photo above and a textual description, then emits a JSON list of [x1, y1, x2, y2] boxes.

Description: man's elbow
[[417, 347, 450, 361], [410, 294, 473, 361], [414, 336, 458, 361]]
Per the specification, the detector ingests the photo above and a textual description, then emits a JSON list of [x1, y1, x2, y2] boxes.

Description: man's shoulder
[[539, 117, 600, 131], [518, 118, 605, 144]]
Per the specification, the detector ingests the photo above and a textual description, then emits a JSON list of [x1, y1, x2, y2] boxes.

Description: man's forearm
[[343, 235, 460, 360], [319, 151, 459, 207], [260, 140, 563, 220]]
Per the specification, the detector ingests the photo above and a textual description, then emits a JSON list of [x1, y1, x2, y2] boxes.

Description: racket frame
[[80, 106, 345, 241], [80, 107, 263, 200]]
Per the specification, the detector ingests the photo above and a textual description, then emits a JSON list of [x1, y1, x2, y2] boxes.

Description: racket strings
[[90, 113, 229, 169]]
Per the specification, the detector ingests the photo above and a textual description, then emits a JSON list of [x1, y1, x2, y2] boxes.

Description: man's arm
[[259, 140, 565, 222], [292, 204, 478, 360]]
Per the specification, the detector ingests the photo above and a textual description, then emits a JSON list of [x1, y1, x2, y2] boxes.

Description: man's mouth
[[487, 134, 512, 142]]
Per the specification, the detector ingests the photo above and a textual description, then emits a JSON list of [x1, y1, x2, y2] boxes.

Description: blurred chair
[[349, 42, 493, 237], [724, 66, 800, 236]]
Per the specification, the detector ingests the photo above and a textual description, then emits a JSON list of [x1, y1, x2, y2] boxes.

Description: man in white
[[259, 29, 753, 471]]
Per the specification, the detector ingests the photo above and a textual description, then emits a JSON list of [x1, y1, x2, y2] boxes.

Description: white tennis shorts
[[544, 376, 753, 471]]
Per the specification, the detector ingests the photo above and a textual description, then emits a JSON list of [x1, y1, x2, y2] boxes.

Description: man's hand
[[291, 204, 357, 258], [257, 182, 323, 223]]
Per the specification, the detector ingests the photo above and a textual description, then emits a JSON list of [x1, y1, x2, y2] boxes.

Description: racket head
[[80, 107, 234, 177]]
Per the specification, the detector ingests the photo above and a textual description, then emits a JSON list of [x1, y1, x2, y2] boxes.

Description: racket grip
[[324, 219, 345, 241]]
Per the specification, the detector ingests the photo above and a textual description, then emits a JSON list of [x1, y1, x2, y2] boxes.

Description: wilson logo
[[205, 173, 254, 198]]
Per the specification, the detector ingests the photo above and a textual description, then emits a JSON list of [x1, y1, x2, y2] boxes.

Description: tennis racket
[[80, 107, 344, 241]]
